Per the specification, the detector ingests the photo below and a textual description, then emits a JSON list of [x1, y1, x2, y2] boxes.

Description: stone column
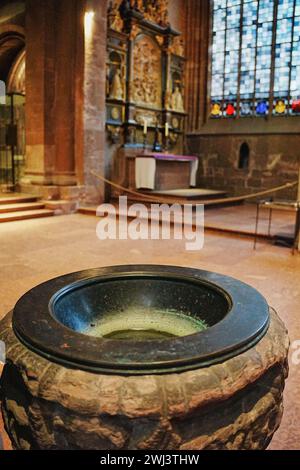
[[24, 0, 80, 197], [24, 0, 56, 187], [52, 0, 78, 187], [185, 0, 210, 133], [82, 0, 108, 204]]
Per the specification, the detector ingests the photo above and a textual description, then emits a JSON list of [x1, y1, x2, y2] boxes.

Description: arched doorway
[[0, 27, 25, 191]]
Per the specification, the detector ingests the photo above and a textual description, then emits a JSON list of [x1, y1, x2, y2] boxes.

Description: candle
[[143, 120, 147, 135], [165, 122, 169, 137]]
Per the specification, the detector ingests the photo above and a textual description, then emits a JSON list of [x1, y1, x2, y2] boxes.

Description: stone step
[[0, 194, 38, 205], [0, 202, 45, 214], [0, 209, 54, 223]]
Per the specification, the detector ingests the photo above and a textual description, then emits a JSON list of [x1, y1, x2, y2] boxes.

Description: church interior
[[0, 0, 299, 453]]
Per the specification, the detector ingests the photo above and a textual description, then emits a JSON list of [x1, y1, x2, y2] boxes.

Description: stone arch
[[7, 48, 25, 95], [0, 24, 25, 83]]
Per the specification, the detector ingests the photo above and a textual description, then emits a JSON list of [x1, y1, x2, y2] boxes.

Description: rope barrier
[[91, 170, 298, 207]]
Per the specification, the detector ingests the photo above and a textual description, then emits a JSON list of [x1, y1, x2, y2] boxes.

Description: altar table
[[135, 153, 199, 190]]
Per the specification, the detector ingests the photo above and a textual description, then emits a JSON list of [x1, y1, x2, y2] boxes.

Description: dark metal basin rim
[[12, 265, 270, 375]]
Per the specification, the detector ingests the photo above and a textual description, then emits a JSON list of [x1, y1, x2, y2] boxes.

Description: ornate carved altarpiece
[[106, 0, 186, 153]]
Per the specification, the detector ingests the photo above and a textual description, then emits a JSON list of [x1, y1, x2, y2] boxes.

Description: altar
[[135, 153, 199, 190]]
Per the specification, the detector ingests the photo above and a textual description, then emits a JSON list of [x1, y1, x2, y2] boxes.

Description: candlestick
[[165, 122, 169, 137]]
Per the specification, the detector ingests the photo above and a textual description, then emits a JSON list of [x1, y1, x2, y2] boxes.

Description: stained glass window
[[210, 0, 300, 118]]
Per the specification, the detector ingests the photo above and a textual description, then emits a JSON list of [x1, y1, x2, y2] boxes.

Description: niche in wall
[[238, 142, 250, 170]]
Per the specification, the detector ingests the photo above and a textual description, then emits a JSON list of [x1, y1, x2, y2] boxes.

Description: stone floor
[[0, 212, 299, 450], [205, 203, 297, 238]]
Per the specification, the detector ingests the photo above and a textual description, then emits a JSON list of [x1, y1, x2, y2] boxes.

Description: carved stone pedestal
[[0, 309, 289, 450]]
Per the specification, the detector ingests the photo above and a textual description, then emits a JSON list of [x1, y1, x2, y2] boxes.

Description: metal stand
[[254, 200, 300, 254]]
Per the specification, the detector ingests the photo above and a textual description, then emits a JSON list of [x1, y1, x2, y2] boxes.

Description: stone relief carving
[[107, 125, 122, 144], [133, 35, 162, 108], [135, 110, 159, 127], [143, 0, 169, 27], [106, 0, 186, 149], [170, 37, 185, 57], [108, 1, 124, 32], [118, 0, 169, 27], [156, 35, 164, 47]]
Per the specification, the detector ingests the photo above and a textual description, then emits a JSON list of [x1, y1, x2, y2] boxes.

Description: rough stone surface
[[0, 309, 289, 450], [187, 135, 299, 199]]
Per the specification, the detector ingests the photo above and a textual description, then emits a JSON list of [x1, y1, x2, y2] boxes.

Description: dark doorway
[[238, 142, 250, 170]]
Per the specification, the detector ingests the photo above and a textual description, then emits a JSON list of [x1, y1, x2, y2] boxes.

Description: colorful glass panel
[[274, 99, 287, 114], [210, 0, 300, 117], [225, 102, 236, 116], [240, 101, 252, 116], [256, 101, 268, 115], [211, 102, 223, 117]]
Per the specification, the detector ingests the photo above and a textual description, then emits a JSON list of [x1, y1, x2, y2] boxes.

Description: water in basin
[[83, 306, 208, 341]]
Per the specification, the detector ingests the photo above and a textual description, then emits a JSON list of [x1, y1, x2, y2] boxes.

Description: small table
[[254, 200, 300, 253], [135, 153, 199, 190]]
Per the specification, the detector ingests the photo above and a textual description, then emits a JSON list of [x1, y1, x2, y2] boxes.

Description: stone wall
[[188, 134, 300, 199]]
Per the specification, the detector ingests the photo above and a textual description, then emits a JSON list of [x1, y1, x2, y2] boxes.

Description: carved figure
[[143, 0, 169, 26], [108, 1, 123, 32], [171, 37, 185, 56], [110, 69, 124, 100], [133, 36, 161, 107], [171, 86, 184, 112]]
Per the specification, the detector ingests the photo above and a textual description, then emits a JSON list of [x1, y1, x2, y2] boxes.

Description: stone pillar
[[82, 0, 108, 204], [52, 0, 78, 187], [24, 0, 80, 197], [185, 0, 210, 133], [24, 0, 56, 186]]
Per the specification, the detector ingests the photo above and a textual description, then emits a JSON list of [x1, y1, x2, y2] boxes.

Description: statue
[[171, 37, 185, 57], [108, 1, 124, 32], [171, 86, 184, 112], [110, 69, 124, 100]]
